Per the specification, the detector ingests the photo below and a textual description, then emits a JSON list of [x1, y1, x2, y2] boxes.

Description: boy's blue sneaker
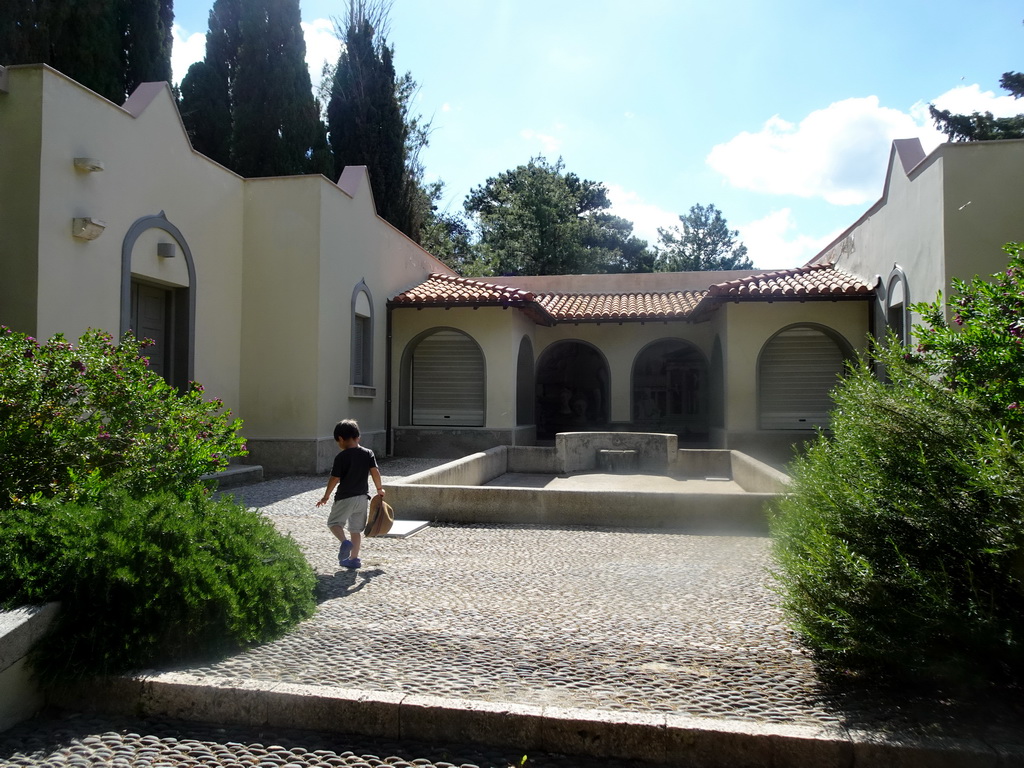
[[340, 557, 361, 569], [338, 540, 352, 565]]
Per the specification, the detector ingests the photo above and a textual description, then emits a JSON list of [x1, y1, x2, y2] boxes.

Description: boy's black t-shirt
[[331, 445, 378, 500]]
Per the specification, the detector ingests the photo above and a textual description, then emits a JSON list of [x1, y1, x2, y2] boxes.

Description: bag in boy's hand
[[365, 495, 394, 537]]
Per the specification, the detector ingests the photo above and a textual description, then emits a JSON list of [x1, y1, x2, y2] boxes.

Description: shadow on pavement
[[315, 568, 385, 603]]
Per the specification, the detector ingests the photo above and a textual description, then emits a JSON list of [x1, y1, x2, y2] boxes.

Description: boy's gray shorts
[[327, 495, 368, 533]]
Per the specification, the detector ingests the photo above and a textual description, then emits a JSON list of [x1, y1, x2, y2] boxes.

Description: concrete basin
[[386, 433, 788, 534]]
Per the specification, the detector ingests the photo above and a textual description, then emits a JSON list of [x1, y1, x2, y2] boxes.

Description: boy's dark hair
[[334, 419, 360, 441]]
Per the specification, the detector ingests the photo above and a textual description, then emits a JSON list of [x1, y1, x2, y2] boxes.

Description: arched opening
[[632, 339, 709, 441], [758, 324, 852, 430], [516, 336, 535, 426], [535, 341, 609, 439], [400, 328, 485, 426], [121, 212, 195, 391], [886, 267, 910, 346]]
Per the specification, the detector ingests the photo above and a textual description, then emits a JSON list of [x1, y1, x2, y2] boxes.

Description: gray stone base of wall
[[246, 431, 386, 474], [720, 430, 820, 471], [392, 426, 536, 459]]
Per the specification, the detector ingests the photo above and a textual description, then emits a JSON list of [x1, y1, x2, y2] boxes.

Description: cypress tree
[[123, 0, 174, 96], [231, 0, 321, 177], [180, 0, 239, 165], [0, 0, 172, 104], [327, 5, 408, 230]]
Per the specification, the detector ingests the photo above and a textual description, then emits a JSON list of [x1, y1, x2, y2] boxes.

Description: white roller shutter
[[759, 326, 845, 430], [412, 330, 485, 426]]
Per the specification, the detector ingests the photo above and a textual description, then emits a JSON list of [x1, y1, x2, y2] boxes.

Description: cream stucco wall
[[1, 65, 245, 412], [719, 300, 870, 433], [0, 66, 43, 334], [2, 66, 449, 472], [240, 178, 324, 438], [823, 139, 1024, 330], [941, 140, 1024, 287]]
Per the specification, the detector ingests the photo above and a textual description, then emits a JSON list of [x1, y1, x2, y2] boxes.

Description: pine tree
[[655, 204, 753, 272]]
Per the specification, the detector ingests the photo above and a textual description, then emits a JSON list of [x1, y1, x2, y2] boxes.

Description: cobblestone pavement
[[193, 461, 1022, 738], [3, 458, 1022, 766], [0, 713, 639, 768]]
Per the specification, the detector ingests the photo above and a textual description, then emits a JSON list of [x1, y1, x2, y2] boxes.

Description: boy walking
[[316, 419, 384, 569]]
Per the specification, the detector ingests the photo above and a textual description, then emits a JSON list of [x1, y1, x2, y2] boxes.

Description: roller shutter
[[759, 326, 845, 430], [412, 330, 485, 426]]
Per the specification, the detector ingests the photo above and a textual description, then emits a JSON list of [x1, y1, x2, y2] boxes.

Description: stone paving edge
[[44, 671, 1017, 768]]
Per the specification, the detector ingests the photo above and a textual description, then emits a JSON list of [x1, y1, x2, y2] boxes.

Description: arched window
[[406, 329, 485, 426], [758, 324, 851, 430], [886, 267, 910, 345], [351, 282, 374, 389]]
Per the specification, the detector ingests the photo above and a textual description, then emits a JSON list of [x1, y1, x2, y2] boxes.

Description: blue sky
[[170, 1, 1023, 269]]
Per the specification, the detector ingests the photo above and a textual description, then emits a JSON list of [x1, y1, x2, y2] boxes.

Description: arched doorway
[[632, 339, 709, 441], [400, 328, 485, 426], [535, 341, 609, 439], [758, 324, 852, 430], [121, 212, 195, 391]]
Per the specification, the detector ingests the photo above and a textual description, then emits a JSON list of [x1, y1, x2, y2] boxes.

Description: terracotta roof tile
[[390, 273, 536, 306], [536, 291, 706, 321], [707, 263, 875, 299], [390, 265, 874, 325]]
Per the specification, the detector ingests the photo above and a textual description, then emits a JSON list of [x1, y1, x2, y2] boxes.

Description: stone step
[[203, 463, 264, 490]]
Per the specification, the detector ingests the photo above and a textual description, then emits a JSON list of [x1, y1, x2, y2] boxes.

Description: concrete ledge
[[0, 603, 60, 732], [201, 463, 264, 489], [45, 673, 1011, 767]]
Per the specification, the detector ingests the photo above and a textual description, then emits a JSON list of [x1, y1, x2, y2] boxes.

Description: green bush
[[0, 486, 316, 678], [770, 346, 1024, 684], [0, 327, 247, 507], [772, 249, 1024, 686]]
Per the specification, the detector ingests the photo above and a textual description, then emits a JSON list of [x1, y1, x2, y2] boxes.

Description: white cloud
[[605, 184, 679, 246], [709, 83, 1024, 209], [737, 208, 840, 270], [520, 128, 563, 155], [302, 18, 341, 92], [171, 24, 206, 85], [927, 82, 1023, 118], [707, 96, 943, 206]]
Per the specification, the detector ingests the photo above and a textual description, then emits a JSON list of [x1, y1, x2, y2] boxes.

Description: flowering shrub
[[1, 328, 314, 677], [0, 328, 247, 506], [910, 242, 1024, 427]]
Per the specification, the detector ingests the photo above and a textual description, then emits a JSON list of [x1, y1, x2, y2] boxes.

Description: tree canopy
[[655, 203, 752, 272], [463, 157, 652, 276], [0, 0, 173, 104]]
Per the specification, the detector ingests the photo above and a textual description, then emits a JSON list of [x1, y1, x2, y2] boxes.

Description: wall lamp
[[71, 217, 106, 241]]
